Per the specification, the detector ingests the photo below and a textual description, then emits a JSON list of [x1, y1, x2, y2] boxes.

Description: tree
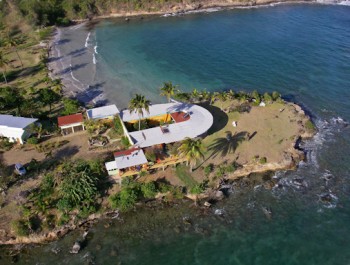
[[39, 88, 60, 114], [0, 87, 25, 115], [6, 36, 23, 68], [226, 89, 235, 100], [217, 92, 228, 110], [191, 88, 200, 102], [62, 98, 79, 115], [0, 51, 9, 84], [128, 94, 150, 131], [272, 91, 281, 101], [160, 81, 178, 103], [263, 92, 273, 103], [177, 138, 205, 172]]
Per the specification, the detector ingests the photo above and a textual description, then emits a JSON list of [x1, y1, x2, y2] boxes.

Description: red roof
[[171, 112, 190, 123], [58, 113, 84, 127], [114, 148, 139, 158]]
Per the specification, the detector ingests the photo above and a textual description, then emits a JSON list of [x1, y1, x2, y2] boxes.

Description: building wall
[[0, 127, 25, 144]]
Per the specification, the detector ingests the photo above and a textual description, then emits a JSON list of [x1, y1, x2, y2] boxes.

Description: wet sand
[[48, 24, 107, 106]]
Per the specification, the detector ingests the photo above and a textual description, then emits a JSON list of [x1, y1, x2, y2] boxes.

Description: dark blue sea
[[6, 4, 350, 264]]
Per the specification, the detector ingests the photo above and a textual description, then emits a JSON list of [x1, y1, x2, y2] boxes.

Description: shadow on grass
[[1, 64, 45, 83], [199, 103, 228, 135], [209, 131, 248, 158]]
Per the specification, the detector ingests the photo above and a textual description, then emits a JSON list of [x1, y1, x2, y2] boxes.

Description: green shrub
[[190, 184, 205, 194], [141, 182, 157, 198], [204, 164, 213, 176], [158, 182, 172, 193], [272, 91, 281, 101], [109, 188, 138, 211], [11, 219, 30, 237], [305, 120, 316, 132], [259, 157, 267, 164], [145, 151, 156, 162], [171, 186, 185, 199], [263, 92, 273, 103], [0, 138, 14, 151], [27, 137, 38, 145], [113, 116, 124, 135], [121, 136, 131, 148], [226, 164, 236, 173], [57, 213, 70, 226], [133, 120, 148, 130]]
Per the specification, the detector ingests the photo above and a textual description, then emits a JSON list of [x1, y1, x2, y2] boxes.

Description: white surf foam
[[85, 32, 91, 48], [338, 0, 350, 5], [94, 45, 98, 54], [93, 54, 96, 65]]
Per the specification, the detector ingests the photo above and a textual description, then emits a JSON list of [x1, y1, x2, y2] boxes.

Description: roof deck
[[87, 104, 119, 120], [122, 102, 213, 148]]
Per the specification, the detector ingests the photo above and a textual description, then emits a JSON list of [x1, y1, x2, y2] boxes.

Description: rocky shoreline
[[79, 0, 316, 21]]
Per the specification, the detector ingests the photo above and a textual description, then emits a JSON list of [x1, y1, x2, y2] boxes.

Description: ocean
[[5, 3, 350, 264]]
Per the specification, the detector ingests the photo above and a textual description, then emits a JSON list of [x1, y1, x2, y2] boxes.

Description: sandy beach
[[48, 24, 107, 106]]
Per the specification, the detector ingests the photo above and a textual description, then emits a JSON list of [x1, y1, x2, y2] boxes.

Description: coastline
[[76, 0, 316, 21], [0, 0, 321, 247], [48, 0, 318, 107], [0, 100, 317, 246]]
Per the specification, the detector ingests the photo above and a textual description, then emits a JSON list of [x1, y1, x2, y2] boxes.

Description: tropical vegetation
[[128, 94, 151, 131]]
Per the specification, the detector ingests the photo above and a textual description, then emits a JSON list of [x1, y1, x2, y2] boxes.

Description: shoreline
[[48, 0, 318, 107], [75, 0, 317, 22], [3, 0, 319, 247], [0, 100, 317, 246]]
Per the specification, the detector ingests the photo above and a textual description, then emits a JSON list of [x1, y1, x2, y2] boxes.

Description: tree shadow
[[56, 39, 70, 45], [68, 48, 87, 58], [199, 103, 228, 135], [209, 131, 248, 158], [50, 145, 80, 161], [57, 63, 88, 75], [75, 82, 106, 104]]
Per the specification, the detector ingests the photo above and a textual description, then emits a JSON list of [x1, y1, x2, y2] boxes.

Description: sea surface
[[4, 3, 350, 264]]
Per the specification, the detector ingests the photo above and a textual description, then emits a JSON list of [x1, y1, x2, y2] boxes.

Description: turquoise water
[[3, 4, 350, 264]]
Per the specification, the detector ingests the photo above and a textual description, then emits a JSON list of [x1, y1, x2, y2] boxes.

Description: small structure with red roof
[[57, 113, 85, 135]]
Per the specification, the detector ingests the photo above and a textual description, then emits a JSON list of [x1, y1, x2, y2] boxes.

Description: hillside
[[0, 0, 314, 29]]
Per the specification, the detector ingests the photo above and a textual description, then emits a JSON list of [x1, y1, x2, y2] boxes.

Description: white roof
[[114, 149, 148, 169], [126, 102, 214, 148], [120, 102, 177, 122], [87, 104, 119, 120], [105, 161, 118, 171], [0, 115, 37, 129]]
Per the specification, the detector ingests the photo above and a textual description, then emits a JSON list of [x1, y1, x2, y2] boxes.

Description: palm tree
[[226, 89, 235, 100], [0, 51, 9, 84], [201, 90, 210, 102], [129, 94, 151, 131], [191, 88, 200, 103], [177, 138, 205, 172], [6, 36, 23, 68], [217, 92, 228, 110], [209, 92, 219, 105], [160, 81, 178, 103]]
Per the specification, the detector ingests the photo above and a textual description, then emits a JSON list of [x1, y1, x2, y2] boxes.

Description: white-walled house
[[0, 115, 38, 144], [87, 104, 119, 120]]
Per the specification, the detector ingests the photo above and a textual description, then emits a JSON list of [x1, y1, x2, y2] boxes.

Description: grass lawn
[[175, 165, 198, 189], [202, 100, 305, 167]]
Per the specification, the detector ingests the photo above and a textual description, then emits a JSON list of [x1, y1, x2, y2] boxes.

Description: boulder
[[70, 241, 81, 254]]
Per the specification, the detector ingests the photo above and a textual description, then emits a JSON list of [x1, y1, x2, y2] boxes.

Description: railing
[[116, 156, 187, 178]]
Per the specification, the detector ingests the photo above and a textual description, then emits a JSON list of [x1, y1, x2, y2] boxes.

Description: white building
[[0, 115, 38, 144], [87, 104, 119, 120], [105, 148, 148, 177]]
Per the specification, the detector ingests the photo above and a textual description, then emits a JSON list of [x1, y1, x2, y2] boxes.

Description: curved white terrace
[[120, 101, 214, 148]]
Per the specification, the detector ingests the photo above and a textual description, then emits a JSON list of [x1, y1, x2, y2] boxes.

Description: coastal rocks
[[214, 209, 225, 216], [70, 241, 81, 254], [215, 190, 225, 201], [262, 207, 272, 219]]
